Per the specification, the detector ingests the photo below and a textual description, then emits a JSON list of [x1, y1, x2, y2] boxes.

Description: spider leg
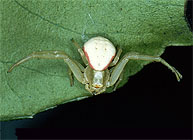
[[71, 38, 88, 66], [68, 59, 85, 86], [68, 67, 74, 86], [8, 51, 86, 84], [113, 69, 124, 91], [109, 48, 122, 67], [109, 52, 182, 86]]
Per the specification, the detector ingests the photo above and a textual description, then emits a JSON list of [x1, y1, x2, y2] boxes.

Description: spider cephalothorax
[[8, 36, 182, 95]]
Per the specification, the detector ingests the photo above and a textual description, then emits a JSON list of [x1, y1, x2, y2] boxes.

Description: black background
[[1, 46, 192, 139]]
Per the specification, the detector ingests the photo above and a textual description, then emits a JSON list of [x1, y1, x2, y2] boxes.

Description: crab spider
[[8, 36, 182, 95]]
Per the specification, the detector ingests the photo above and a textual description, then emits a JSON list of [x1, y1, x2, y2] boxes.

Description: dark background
[[1, 46, 192, 139]]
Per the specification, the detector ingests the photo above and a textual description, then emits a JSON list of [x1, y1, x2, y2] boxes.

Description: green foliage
[[0, 0, 192, 121]]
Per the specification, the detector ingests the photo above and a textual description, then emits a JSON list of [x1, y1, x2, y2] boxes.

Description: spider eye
[[92, 84, 103, 88]]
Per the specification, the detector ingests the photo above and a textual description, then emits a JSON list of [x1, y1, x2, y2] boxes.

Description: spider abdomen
[[83, 36, 116, 71]]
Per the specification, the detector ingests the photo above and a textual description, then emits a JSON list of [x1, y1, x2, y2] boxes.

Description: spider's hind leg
[[71, 38, 88, 66]]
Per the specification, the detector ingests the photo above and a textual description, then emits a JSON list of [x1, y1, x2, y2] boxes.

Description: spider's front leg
[[8, 51, 86, 84], [109, 52, 182, 87]]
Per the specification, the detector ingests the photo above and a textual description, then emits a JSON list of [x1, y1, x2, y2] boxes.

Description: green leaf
[[0, 0, 192, 121]]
